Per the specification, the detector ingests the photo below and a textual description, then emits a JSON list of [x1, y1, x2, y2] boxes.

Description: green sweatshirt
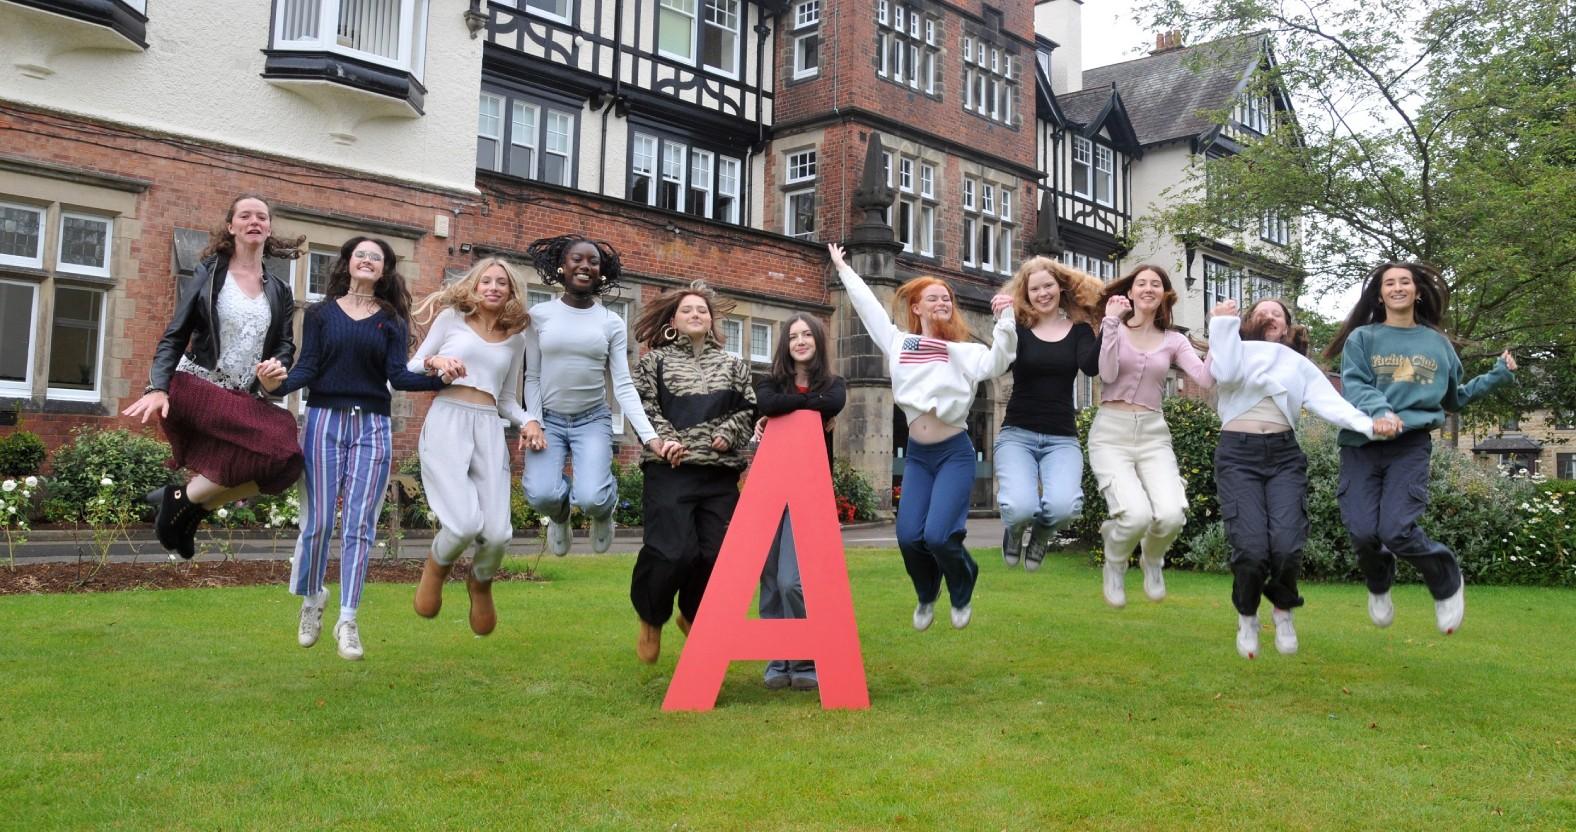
[[1337, 323, 1513, 447]]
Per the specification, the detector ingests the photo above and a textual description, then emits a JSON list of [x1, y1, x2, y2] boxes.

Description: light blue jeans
[[522, 404, 616, 522], [992, 426, 1085, 535]]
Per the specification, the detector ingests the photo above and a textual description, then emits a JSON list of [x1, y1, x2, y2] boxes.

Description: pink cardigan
[[1097, 316, 1212, 411]]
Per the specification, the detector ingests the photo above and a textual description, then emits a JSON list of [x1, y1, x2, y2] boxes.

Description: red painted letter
[[662, 410, 870, 711]]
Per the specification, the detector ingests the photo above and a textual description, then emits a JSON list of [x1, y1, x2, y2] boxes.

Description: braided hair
[[525, 234, 624, 296]]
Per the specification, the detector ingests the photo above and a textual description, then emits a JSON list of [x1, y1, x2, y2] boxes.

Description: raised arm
[[1445, 352, 1515, 411], [606, 317, 658, 444], [1097, 315, 1123, 384], [829, 244, 899, 354], [1297, 357, 1376, 437], [1171, 333, 1214, 391], [966, 308, 1019, 381], [384, 318, 448, 392], [407, 307, 449, 373], [1206, 315, 1245, 386]]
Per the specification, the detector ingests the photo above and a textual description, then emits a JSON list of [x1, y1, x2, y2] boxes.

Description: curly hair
[[892, 276, 971, 342], [1240, 297, 1311, 356], [1002, 256, 1105, 327], [200, 194, 305, 261], [319, 236, 414, 327], [525, 234, 624, 295], [1101, 264, 1181, 331], [632, 280, 735, 348], [411, 257, 531, 338], [1323, 261, 1450, 359]]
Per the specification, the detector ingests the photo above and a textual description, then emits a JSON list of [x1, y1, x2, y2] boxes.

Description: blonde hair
[[1002, 256, 1105, 327], [412, 257, 531, 337], [892, 276, 970, 342]]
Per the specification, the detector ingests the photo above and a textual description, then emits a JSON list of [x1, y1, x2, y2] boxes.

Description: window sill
[[262, 49, 427, 128], [4, 0, 147, 51]]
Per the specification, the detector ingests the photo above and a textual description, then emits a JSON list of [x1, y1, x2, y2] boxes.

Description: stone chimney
[[1151, 30, 1185, 55], [1033, 0, 1083, 93]]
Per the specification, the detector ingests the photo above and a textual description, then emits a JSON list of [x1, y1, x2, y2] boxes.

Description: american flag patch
[[900, 335, 950, 365]]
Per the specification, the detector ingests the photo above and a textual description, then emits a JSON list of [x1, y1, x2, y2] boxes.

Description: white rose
[[100, 477, 114, 486], [215, 508, 229, 520], [538, 516, 549, 526], [1, 480, 14, 492], [24, 476, 38, 488]]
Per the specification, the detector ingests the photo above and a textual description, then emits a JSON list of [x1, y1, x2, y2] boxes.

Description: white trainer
[[591, 514, 614, 554], [1368, 591, 1395, 628], [333, 619, 363, 661], [298, 598, 325, 648], [912, 602, 935, 631], [1237, 614, 1260, 659], [1435, 583, 1465, 635], [1140, 555, 1166, 601], [950, 604, 972, 630], [1272, 608, 1299, 655], [547, 517, 571, 556], [1102, 560, 1127, 609]]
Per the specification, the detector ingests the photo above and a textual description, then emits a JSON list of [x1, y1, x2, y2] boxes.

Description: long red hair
[[892, 276, 971, 342]]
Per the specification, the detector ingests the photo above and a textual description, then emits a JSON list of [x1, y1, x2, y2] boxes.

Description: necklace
[[347, 291, 375, 298]]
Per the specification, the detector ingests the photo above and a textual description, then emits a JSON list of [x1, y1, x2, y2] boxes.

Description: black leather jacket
[[148, 254, 297, 397]]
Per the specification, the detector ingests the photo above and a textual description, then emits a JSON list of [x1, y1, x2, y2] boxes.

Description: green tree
[[1139, 0, 1576, 420]]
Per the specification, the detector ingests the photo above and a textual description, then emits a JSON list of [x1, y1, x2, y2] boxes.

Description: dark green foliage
[[43, 427, 175, 522], [0, 430, 47, 477]]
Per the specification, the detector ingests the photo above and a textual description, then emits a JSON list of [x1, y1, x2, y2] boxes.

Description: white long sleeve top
[[407, 307, 532, 428], [523, 297, 657, 443], [1206, 315, 1375, 438], [836, 263, 1017, 429]]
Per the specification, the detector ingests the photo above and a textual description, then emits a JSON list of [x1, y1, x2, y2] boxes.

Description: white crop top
[[408, 307, 533, 427]]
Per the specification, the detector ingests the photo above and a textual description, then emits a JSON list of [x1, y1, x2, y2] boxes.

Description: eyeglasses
[[352, 251, 385, 262]]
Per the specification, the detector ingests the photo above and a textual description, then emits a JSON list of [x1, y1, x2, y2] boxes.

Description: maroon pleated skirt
[[163, 371, 304, 494]]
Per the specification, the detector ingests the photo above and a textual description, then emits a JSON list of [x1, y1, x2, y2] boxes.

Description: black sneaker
[[1002, 526, 1024, 567]]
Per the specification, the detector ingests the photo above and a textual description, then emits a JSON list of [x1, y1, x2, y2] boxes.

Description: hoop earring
[[661, 325, 678, 342], [556, 267, 564, 275]]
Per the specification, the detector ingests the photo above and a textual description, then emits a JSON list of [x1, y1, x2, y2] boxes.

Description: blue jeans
[[992, 427, 1085, 534], [896, 432, 978, 609], [523, 405, 616, 522]]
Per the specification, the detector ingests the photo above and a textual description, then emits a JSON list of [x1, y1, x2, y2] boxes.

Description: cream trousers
[[1086, 408, 1189, 567]]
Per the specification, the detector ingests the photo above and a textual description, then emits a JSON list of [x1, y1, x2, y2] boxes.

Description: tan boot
[[675, 612, 692, 636], [413, 556, 453, 618], [466, 574, 497, 636], [637, 618, 662, 663]]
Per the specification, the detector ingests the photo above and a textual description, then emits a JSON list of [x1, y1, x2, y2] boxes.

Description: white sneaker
[[298, 598, 325, 648], [912, 602, 935, 631], [1435, 583, 1465, 635], [950, 604, 972, 630], [1272, 608, 1298, 655], [1140, 555, 1166, 601], [1237, 614, 1260, 659], [591, 514, 614, 554], [1368, 591, 1395, 628], [333, 619, 363, 661], [1102, 560, 1127, 609], [547, 517, 570, 556]]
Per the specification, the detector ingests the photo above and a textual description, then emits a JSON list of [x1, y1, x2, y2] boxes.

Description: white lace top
[[177, 275, 272, 391]]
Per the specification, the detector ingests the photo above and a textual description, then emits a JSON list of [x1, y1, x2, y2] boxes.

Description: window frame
[[629, 127, 745, 225], [785, 189, 816, 240], [271, 0, 430, 79], [520, 0, 573, 25], [749, 321, 772, 364], [722, 318, 745, 358], [0, 200, 47, 270], [54, 212, 113, 278], [44, 284, 108, 403], [0, 278, 39, 397]]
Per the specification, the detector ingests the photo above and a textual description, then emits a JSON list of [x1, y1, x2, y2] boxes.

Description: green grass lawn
[[2, 549, 1573, 831]]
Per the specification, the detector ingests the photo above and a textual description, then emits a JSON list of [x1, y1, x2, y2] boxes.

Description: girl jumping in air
[[1207, 297, 1394, 659], [829, 243, 1016, 631], [1089, 265, 1213, 608], [408, 257, 532, 636], [1323, 262, 1514, 635]]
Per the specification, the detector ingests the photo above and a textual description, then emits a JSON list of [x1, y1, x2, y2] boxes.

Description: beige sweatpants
[[419, 398, 514, 581], [1086, 408, 1189, 567]]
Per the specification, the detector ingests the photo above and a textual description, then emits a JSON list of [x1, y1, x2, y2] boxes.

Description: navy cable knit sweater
[[273, 300, 445, 415]]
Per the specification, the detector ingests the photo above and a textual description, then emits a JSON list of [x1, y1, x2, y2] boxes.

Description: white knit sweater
[[1207, 316, 1375, 437]]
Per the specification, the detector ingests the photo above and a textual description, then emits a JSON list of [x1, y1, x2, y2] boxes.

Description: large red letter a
[[662, 410, 870, 711]]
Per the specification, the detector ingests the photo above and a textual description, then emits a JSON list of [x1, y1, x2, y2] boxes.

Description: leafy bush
[[43, 428, 175, 523], [613, 459, 643, 528], [0, 430, 46, 477], [1178, 421, 1573, 586], [832, 460, 879, 522], [1067, 397, 1222, 559]]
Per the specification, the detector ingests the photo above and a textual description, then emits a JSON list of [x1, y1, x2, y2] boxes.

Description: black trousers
[[631, 463, 741, 627], [1215, 431, 1309, 616], [1337, 430, 1461, 600]]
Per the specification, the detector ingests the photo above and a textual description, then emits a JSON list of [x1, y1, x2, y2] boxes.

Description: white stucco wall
[[1034, 0, 1082, 94], [0, 0, 482, 193]]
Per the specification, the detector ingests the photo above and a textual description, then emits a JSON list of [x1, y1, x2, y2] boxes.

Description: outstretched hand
[[122, 390, 169, 423], [1211, 299, 1238, 319], [827, 243, 846, 270], [1502, 350, 1517, 372], [1105, 295, 1132, 320], [990, 293, 1014, 318]]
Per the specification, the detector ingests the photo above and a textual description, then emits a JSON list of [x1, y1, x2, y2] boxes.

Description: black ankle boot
[[147, 486, 182, 553], [172, 495, 211, 560]]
